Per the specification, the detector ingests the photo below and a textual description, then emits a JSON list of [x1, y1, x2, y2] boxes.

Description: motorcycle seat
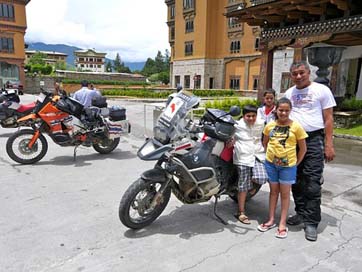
[[17, 102, 36, 112]]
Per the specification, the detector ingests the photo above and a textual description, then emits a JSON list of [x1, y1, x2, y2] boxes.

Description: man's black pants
[[292, 129, 325, 226]]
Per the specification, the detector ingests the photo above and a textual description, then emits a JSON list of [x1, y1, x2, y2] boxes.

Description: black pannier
[[56, 97, 84, 117], [109, 106, 126, 121], [92, 96, 107, 108]]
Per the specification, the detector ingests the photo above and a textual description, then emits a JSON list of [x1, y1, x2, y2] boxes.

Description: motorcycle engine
[[178, 177, 220, 202]]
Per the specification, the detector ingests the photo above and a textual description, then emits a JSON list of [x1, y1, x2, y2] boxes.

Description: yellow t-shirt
[[263, 121, 308, 166]]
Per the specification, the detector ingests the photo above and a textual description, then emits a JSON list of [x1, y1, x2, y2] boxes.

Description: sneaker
[[287, 214, 303, 226], [304, 224, 318, 241]]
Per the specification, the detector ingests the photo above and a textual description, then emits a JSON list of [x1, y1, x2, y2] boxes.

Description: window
[[183, 0, 194, 9], [184, 75, 190, 89], [0, 4, 14, 21], [97, 58, 102, 62], [255, 37, 260, 50], [229, 77, 240, 90], [280, 72, 292, 93], [174, 75, 180, 87], [79, 58, 84, 61], [185, 41, 193, 56], [170, 26, 175, 40], [185, 20, 194, 33], [230, 40, 240, 53], [228, 17, 240, 28], [209, 77, 214, 89], [194, 75, 201, 89], [170, 5, 175, 19], [0, 37, 14, 53], [252, 76, 259, 90]]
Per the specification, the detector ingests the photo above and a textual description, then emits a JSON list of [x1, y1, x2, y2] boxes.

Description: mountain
[[26, 42, 145, 71]]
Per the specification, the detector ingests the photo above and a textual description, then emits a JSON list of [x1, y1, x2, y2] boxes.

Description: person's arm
[[296, 138, 307, 165], [322, 107, 335, 162], [262, 134, 269, 150]]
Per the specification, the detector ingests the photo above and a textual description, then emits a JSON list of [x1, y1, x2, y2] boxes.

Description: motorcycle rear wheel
[[6, 129, 48, 164], [119, 178, 171, 229], [92, 137, 120, 154]]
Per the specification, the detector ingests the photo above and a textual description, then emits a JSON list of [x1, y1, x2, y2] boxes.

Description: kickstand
[[213, 196, 228, 225], [73, 146, 79, 161]]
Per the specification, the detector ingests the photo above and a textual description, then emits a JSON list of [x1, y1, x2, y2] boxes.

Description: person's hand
[[324, 144, 335, 162], [226, 138, 235, 148]]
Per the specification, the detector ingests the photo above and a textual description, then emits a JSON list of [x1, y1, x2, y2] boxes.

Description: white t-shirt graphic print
[[284, 82, 336, 132]]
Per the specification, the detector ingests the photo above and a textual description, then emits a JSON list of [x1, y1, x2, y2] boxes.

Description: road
[[0, 95, 361, 272]]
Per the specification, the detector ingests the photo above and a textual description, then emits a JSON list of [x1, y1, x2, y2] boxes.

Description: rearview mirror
[[229, 106, 241, 117]]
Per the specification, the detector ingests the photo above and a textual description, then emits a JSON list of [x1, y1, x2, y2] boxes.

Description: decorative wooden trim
[[261, 15, 362, 41]]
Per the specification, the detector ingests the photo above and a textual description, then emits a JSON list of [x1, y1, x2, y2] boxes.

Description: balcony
[[250, 0, 276, 6]]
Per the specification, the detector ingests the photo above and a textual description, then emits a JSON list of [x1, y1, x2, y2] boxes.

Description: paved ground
[[0, 95, 361, 272]]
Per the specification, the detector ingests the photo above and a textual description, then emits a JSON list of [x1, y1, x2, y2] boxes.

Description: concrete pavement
[[0, 95, 361, 272]]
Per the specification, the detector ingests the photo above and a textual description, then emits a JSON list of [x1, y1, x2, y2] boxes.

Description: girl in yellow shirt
[[258, 97, 307, 239]]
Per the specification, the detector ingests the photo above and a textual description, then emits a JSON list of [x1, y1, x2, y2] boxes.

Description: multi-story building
[[74, 49, 106, 73], [165, 0, 261, 90], [25, 50, 67, 67], [0, 0, 30, 87]]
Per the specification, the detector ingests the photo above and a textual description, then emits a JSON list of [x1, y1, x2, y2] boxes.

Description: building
[[165, 0, 262, 90], [227, 0, 362, 101], [0, 0, 30, 87], [25, 50, 67, 67], [74, 49, 106, 73]]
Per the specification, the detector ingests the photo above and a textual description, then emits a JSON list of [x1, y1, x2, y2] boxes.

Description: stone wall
[[55, 70, 146, 82]]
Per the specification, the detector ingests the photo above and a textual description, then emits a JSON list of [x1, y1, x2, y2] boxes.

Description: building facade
[[0, 0, 30, 87], [227, 0, 362, 101], [165, 0, 261, 90], [74, 49, 106, 73], [25, 50, 68, 67]]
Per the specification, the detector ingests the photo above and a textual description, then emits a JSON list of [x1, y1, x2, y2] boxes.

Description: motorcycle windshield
[[154, 91, 200, 144]]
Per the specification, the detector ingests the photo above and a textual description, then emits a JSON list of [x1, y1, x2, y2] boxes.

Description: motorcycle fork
[[150, 177, 172, 209], [28, 130, 41, 148]]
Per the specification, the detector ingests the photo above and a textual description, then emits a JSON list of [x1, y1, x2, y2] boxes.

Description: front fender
[[141, 168, 169, 183]]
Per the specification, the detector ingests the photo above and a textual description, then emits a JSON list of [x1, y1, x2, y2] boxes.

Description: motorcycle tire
[[6, 129, 48, 164], [92, 137, 120, 154], [119, 178, 171, 229], [229, 183, 262, 202]]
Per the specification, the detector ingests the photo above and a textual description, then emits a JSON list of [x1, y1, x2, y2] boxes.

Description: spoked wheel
[[119, 178, 171, 229], [6, 129, 48, 164], [93, 137, 120, 154]]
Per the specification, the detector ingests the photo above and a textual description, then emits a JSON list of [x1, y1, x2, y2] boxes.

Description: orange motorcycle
[[6, 91, 129, 164]]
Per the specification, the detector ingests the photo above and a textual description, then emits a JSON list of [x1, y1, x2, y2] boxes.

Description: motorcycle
[[0, 89, 36, 128], [6, 90, 130, 164], [118, 90, 261, 229]]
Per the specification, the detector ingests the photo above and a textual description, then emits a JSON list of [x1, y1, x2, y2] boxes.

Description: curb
[[334, 134, 362, 141]]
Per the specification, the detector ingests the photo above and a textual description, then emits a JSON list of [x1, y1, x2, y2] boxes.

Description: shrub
[[204, 98, 259, 112], [340, 98, 362, 111]]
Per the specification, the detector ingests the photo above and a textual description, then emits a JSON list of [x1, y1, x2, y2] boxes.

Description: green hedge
[[204, 98, 260, 112], [102, 88, 173, 98], [62, 79, 150, 86], [340, 98, 362, 111]]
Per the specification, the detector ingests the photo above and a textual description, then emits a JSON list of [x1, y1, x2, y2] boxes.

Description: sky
[[25, 0, 170, 62]]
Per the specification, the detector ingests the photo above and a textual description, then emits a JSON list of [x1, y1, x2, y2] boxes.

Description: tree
[[105, 61, 113, 72], [154, 51, 164, 73], [54, 61, 66, 71], [113, 53, 131, 73], [158, 71, 170, 85], [141, 58, 157, 77], [28, 52, 47, 66]]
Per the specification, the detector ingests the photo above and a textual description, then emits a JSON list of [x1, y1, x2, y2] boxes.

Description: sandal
[[234, 212, 251, 224], [275, 228, 288, 239], [257, 222, 277, 232]]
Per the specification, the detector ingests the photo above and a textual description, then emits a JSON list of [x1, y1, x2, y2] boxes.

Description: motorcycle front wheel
[[119, 178, 171, 229], [6, 129, 48, 164], [92, 137, 120, 154]]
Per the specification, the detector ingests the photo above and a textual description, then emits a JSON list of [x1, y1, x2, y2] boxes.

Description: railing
[[250, 0, 277, 6]]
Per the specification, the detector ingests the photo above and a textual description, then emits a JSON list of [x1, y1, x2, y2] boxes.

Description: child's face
[[243, 112, 257, 125], [264, 93, 275, 107], [276, 103, 291, 122]]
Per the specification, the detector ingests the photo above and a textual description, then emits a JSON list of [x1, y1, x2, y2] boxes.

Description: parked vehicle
[[6, 91, 130, 164], [118, 91, 261, 229], [5, 80, 24, 95], [0, 89, 36, 128]]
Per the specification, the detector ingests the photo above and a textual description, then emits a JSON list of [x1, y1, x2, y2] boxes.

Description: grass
[[334, 125, 362, 137]]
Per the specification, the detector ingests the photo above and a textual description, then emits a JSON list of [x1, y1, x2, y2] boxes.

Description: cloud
[[25, 0, 169, 61]]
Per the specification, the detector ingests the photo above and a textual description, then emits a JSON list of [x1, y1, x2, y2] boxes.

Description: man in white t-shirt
[[284, 61, 336, 242]]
